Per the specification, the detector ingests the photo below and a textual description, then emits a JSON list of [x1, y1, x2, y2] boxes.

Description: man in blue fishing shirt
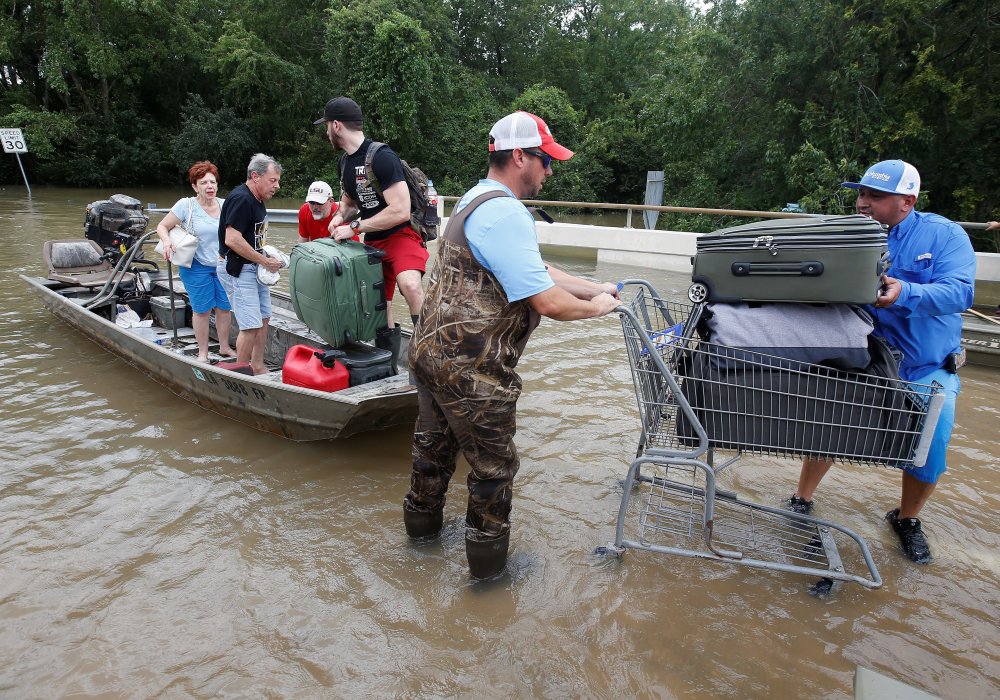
[[788, 160, 976, 564]]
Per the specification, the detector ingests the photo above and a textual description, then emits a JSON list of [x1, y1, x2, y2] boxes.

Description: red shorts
[[365, 226, 428, 301]]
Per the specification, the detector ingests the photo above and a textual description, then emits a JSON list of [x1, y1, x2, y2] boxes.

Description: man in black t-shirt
[[314, 97, 429, 348], [217, 153, 283, 375]]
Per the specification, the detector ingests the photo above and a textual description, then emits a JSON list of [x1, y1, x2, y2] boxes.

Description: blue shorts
[[217, 261, 271, 330], [178, 259, 231, 314], [905, 368, 960, 484]]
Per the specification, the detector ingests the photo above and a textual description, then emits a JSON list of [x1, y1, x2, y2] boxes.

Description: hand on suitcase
[[875, 274, 901, 308]]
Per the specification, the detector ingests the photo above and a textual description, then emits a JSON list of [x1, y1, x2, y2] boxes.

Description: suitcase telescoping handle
[[731, 261, 824, 277]]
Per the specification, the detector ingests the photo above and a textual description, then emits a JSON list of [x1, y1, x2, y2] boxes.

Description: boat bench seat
[[44, 239, 134, 287]]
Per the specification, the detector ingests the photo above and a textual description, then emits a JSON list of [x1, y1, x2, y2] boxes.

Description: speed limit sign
[[1, 128, 28, 154]]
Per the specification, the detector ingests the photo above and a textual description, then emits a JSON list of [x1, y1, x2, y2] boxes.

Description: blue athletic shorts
[[905, 368, 960, 484], [178, 259, 231, 314], [217, 262, 271, 330]]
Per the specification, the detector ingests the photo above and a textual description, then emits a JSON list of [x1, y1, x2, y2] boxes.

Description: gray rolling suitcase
[[289, 239, 388, 347], [689, 215, 888, 304]]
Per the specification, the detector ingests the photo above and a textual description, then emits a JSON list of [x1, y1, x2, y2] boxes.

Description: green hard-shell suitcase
[[289, 239, 388, 347], [689, 214, 889, 304]]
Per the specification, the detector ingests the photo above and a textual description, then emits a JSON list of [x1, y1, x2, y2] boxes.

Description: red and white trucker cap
[[488, 111, 574, 160]]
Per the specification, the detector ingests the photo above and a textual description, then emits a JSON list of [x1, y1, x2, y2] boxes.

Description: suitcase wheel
[[344, 330, 354, 345], [687, 282, 709, 303]]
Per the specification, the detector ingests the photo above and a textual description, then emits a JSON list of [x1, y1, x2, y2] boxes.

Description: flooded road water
[[1, 187, 998, 698]]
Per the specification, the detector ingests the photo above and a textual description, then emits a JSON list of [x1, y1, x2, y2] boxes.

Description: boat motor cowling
[[84, 194, 149, 259]]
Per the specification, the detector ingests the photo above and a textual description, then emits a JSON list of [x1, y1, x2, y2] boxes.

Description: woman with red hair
[[155, 161, 234, 362]]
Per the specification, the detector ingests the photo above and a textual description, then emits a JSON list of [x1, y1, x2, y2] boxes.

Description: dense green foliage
[[1, 0, 997, 247]]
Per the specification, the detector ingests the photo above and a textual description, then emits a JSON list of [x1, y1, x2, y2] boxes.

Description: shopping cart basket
[[603, 280, 945, 590]]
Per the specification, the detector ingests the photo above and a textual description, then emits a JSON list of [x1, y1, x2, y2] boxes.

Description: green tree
[[170, 95, 256, 186], [0, 0, 994, 246], [324, 4, 435, 154]]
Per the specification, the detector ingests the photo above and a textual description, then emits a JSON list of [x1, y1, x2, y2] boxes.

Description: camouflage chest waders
[[404, 192, 540, 573]]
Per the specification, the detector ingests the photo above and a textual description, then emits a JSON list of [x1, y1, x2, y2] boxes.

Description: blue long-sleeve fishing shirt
[[869, 209, 976, 381]]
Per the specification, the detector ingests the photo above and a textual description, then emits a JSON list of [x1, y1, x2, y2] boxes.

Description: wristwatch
[[350, 220, 361, 233]]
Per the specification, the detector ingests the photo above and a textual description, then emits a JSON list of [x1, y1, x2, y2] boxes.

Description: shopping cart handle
[[911, 389, 946, 468]]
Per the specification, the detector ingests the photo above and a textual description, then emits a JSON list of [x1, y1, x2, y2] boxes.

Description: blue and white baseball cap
[[842, 160, 920, 197]]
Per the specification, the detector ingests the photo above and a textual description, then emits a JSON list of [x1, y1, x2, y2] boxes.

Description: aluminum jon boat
[[962, 309, 1000, 368], [21, 232, 417, 441]]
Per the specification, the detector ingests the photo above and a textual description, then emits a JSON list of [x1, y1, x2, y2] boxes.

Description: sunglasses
[[522, 148, 553, 169]]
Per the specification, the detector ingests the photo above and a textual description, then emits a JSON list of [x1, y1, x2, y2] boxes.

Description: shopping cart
[[603, 280, 945, 590]]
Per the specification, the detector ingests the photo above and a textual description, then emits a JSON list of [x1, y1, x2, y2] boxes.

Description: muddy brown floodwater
[[1, 188, 997, 698]]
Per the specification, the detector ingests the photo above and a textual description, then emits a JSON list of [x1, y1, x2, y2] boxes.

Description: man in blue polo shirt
[[788, 160, 976, 564], [403, 111, 620, 579]]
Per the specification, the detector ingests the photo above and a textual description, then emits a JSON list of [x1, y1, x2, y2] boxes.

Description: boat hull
[[962, 315, 1000, 368], [22, 275, 417, 440]]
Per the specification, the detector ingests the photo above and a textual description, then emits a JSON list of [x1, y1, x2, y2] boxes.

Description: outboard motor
[[84, 194, 148, 261]]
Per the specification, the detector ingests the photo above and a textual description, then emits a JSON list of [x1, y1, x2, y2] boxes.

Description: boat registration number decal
[[195, 368, 268, 400], [219, 376, 268, 401]]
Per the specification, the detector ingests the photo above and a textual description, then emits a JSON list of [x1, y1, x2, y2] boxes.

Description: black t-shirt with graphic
[[218, 183, 267, 262], [339, 138, 406, 241]]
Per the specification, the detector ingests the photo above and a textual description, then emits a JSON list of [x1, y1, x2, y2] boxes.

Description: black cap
[[313, 97, 364, 125]]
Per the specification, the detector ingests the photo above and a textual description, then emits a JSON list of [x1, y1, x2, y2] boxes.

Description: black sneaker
[[885, 508, 933, 564], [785, 495, 814, 515]]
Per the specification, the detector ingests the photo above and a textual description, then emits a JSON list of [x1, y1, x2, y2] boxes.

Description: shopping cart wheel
[[593, 544, 625, 558], [687, 282, 709, 303], [809, 577, 838, 598]]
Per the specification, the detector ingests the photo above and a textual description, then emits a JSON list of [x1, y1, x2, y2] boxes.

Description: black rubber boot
[[375, 323, 401, 375], [403, 501, 443, 540], [465, 531, 510, 579]]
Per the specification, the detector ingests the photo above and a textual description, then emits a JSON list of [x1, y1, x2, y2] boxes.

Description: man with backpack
[[314, 97, 429, 366]]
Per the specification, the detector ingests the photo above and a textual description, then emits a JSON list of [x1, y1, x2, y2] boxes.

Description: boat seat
[[44, 239, 134, 287]]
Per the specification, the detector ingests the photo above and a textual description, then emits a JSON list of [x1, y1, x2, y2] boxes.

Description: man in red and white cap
[[402, 111, 619, 580]]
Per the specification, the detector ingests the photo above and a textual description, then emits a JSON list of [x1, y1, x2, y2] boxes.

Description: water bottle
[[425, 179, 439, 228]]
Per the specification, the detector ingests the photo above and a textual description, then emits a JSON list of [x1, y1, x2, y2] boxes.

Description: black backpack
[[340, 141, 439, 242]]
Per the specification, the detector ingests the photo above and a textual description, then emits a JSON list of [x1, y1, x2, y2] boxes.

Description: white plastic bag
[[256, 245, 290, 286]]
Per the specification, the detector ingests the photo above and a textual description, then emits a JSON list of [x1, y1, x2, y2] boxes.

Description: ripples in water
[[1, 189, 998, 697]]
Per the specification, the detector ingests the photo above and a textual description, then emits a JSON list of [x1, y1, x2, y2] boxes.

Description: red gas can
[[282, 344, 349, 392]]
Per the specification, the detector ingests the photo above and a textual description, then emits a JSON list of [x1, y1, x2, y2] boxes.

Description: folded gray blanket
[[703, 302, 874, 370]]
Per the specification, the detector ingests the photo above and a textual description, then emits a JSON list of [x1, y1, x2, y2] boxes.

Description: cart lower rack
[[603, 280, 944, 590]]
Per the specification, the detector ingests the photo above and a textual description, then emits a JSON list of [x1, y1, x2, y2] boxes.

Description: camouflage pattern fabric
[[405, 195, 540, 540]]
